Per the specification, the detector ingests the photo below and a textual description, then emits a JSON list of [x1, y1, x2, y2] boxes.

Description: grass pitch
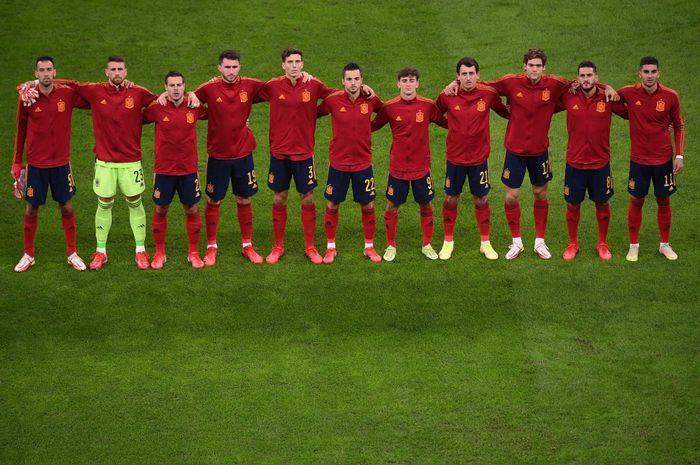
[[1, 1, 698, 464]]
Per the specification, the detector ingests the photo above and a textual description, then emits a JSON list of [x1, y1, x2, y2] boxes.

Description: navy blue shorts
[[205, 154, 258, 201], [627, 160, 676, 198], [267, 155, 317, 194], [445, 159, 491, 197], [324, 166, 376, 205], [564, 163, 613, 204], [501, 150, 552, 188], [153, 173, 201, 206], [24, 163, 75, 207], [386, 172, 435, 206]]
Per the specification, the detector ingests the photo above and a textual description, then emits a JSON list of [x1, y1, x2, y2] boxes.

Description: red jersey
[[371, 95, 448, 180], [143, 101, 207, 175], [259, 76, 334, 160], [68, 81, 157, 163], [317, 91, 383, 172], [13, 84, 88, 168], [558, 89, 627, 170], [194, 76, 264, 160], [486, 73, 571, 155], [617, 83, 685, 165], [435, 84, 509, 166]]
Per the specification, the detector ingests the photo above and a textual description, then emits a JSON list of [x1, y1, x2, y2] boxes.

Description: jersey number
[[134, 168, 144, 184], [479, 170, 490, 185], [364, 177, 375, 193]]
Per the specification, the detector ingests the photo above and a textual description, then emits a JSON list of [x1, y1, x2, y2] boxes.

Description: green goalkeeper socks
[[95, 199, 114, 248], [126, 197, 147, 245]]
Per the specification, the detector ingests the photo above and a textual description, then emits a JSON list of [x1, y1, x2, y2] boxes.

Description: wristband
[[675, 155, 684, 160]]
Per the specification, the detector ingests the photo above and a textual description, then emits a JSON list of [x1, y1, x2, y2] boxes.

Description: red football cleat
[[151, 252, 167, 269], [562, 242, 579, 261], [135, 251, 150, 270], [597, 243, 613, 261], [363, 247, 382, 263], [305, 246, 323, 265], [242, 245, 263, 264], [322, 248, 337, 264], [187, 252, 205, 269], [265, 245, 285, 264], [203, 247, 217, 267], [89, 251, 108, 270]]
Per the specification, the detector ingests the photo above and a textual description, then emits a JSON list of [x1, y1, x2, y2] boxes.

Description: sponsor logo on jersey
[[125, 96, 135, 109], [206, 182, 214, 193], [360, 103, 369, 114], [339, 107, 347, 112], [454, 105, 461, 111], [302, 90, 311, 102], [572, 104, 579, 110], [153, 188, 161, 199], [186, 112, 195, 124], [416, 110, 424, 122], [656, 99, 665, 112], [325, 184, 333, 195], [596, 102, 606, 113], [387, 185, 394, 196], [57, 100, 66, 112], [516, 92, 524, 98], [542, 89, 550, 101], [239, 90, 248, 103], [100, 99, 107, 105], [395, 116, 402, 122], [634, 100, 642, 106], [503, 168, 510, 180], [34, 107, 42, 113], [278, 94, 285, 100], [628, 179, 636, 189], [162, 116, 170, 122], [216, 97, 223, 103], [477, 100, 486, 112]]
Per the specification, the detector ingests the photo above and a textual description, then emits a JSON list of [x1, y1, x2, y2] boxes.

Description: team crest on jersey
[[416, 110, 424, 123], [325, 184, 333, 195], [239, 90, 248, 103], [34, 106, 42, 113], [445, 177, 451, 188], [564, 185, 570, 196], [596, 102, 606, 113], [153, 188, 161, 199], [57, 100, 66, 112], [477, 99, 486, 112], [125, 96, 135, 109], [542, 89, 550, 101], [302, 90, 311, 102], [186, 112, 195, 124], [206, 182, 214, 193], [387, 185, 394, 196], [656, 99, 665, 112], [162, 116, 170, 122], [572, 104, 579, 110], [268, 173, 275, 183], [503, 168, 510, 180], [216, 97, 223, 103], [360, 103, 369, 114], [628, 179, 635, 189], [340, 106, 347, 112]]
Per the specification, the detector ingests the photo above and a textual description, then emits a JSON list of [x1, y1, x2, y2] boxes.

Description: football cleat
[[203, 247, 217, 266], [383, 245, 397, 262], [89, 251, 108, 270], [562, 242, 579, 261], [626, 244, 639, 262], [505, 243, 524, 261], [438, 241, 454, 260], [480, 243, 499, 260], [151, 252, 167, 269], [534, 241, 552, 260], [421, 244, 438, 260], [14, 253, 35, 272], [187, 252, 205, 269], [305, 246, 323, 265], [322, 248, 337, 264], [597, 243, 613, 261], [67, 253, 86, 271], [242, 245, 263, 264], [265, 245, 285, 264], [363, 247, 382, 263], [135, 251, 150, 270], [658, 243, 678, 260]]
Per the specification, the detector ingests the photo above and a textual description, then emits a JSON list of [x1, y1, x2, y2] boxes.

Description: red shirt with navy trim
[[194, 76, 264, 160], [259, 76, 334, 160], [617, 83, 685, 165], [13, 84, 88, 168], [143, 101, 207, 175], [371, 95, 448, 180], [317, 91, 383, 172], [436, 84, 509, 166]]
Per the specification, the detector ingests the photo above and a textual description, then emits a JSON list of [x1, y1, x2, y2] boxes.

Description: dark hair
[[639, 56, 659, 68], [523, 48, 547, 65], [343, 62, 362, 78], [397, 67, 420, 80], [106, 55, 126, 66], [281, 48, 303, 61], [578, 60, 597, 72], [164, 71, 185, 84], [456, 57, 479, 74], [35, 55, 54, 67], [219, 50, 241, 63]]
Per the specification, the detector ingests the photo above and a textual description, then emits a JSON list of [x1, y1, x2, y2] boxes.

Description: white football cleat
[[67, 253, 86, 271], [658, 243, 678, 260], [626, 244, 639, 262], [14, 253, 35, 272], [505, 243, 524, 261], [534, 241, 552, 260]]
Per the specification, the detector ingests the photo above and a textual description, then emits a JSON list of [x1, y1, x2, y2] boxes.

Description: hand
[[673, 157, 684, 175], [17, 80, 39, 107], [569, 81, 580, 94], [11, 163, 24, 200], [604, 85, 619, 102], [301, 71, 313, 83], [186, 92, 200, 108], [443, 80, 458, 96], [157, 92, 168, 106], [361, 84, 375, 98], [122, 79, 134, 89], [11, 163, 23, 180]]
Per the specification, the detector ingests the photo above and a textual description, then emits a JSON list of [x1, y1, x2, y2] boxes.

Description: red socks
[[301, 203, 316, 248], [505, 202, 521, 238], [152, 210, 167, 254], [324, 206, 338, 243], [23, 213, 38, 256], [595, 203, 610, 244], [474, 202, 491, 241], [237, 202, 253, 244], [272, 203, 287, 248], [656, 197, 671, 243], [420, 205, 434, 246], [628, 197, 645, 243], [61, 211, 77, 255], [205, 202, 220, 247], [361, 207, 376, 243], [533, 199, 549, 238], [566, 203, 581, 243], [186, 211, 201, 254], [384, 210, 398, 247], [442, 200, 457, 241]]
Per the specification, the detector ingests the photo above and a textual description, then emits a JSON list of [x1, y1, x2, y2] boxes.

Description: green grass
[[1, 1, 699, 464]]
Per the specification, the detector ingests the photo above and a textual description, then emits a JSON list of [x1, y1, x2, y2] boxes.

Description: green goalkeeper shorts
[[93, 160, 145, 198]]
